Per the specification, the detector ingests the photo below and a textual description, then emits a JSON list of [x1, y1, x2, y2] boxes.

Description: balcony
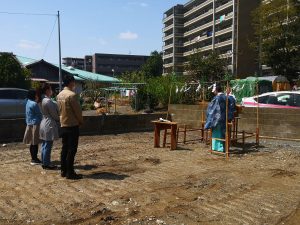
[[183, 49, 197, 57], [163, 24, 173, 33], [184, 0, 213, 18], [183, 42, 213, 57], [184, 21, 213, 37], [164, 62, 174, 68], [163, 33, 174, 41], [184, 9, 213, 28], [183, 35, 212, 48], [215, 26, 232, 37], [163, 44, 173, 51], [163, 14, 174, 23], [163, 53, 174, 59], [216, 1, 233, 13], [219, 53, 232, 59], [215, 39, 232, 48], [215, 12, 233, 25], [201, 44, 213, 51]]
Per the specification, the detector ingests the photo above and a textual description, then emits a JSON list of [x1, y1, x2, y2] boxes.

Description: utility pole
[[58, 11, 62, 91]]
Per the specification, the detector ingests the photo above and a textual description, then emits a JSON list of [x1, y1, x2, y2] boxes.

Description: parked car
[[241, 91, 300, 109], [0, 88, 28, 118]]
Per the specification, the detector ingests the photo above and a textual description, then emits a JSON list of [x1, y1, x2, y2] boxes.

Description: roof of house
[[62, 65, 119, 83], [15, 55, 38, 66], [15, 55, 119, 83]]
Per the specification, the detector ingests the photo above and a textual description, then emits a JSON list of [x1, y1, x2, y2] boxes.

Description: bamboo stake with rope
[[166, 83, 173, 120], [225, 81, 229, 159], [256, 80, 260, 147]]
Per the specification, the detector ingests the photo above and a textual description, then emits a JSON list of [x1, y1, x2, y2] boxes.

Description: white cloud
[[88, 37, 107, 45], [128, 2, 149, 7], [140, 2, 148, 7], [17, 40, 42, 50], [119, 31, 138, 40]]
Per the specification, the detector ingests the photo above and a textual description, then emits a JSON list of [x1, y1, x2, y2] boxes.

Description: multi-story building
[[62, 57, 85, 70], [162, 0, 260, 78], [85, 53, 149, 77], [84, 55, 93, 72], [64, 53, 149, 77]]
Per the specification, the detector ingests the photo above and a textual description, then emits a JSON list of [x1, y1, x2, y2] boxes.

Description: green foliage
[[0, 53, 31, 89], [252, 0, 300, 80], [80, 80, 105, 103], [147, 74, 185, 106], [185, 50, 229, 83], [141, 51, 163, 78]]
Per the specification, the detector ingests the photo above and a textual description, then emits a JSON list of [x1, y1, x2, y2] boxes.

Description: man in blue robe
[[205, 84, 235, 152]]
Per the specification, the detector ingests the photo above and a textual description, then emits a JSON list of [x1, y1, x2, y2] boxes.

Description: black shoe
[[61, 171, 66, 177], [30, 159, 42, 165], [42, 165, 58, 170], [66, 173, 83, 180]]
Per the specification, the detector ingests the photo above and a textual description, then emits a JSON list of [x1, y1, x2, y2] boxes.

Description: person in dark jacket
[[23, 89, 43, 165]]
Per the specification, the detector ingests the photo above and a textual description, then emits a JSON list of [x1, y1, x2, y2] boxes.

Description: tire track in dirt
[[193, 179, 300, 225]]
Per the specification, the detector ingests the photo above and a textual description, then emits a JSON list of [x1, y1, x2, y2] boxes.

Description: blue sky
[[0, 0, 183, 63]]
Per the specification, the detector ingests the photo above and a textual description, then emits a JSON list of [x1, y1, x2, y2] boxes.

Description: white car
[[241, 91, 300, 109], [0, 88, 28, 118]]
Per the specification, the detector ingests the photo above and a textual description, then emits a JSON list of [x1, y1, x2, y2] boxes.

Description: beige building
[[162, 0, 260, 78]]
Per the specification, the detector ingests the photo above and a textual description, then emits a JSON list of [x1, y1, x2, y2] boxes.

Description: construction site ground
[[0, 132, 300, 225]]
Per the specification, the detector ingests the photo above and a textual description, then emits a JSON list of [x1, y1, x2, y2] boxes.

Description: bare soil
[[0, 132, 300, 225]]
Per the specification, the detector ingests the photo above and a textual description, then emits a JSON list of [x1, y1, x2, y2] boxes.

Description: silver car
[[0, 88, 28, 118]]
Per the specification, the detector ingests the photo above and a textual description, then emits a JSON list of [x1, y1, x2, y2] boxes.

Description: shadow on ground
[[85, 172, 129, 180]]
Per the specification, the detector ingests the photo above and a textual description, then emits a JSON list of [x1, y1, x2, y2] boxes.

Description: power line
[[42, 16, 58, 59], [0, 11, 56, 16]]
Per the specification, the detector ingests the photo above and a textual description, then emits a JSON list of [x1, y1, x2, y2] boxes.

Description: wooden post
[[201, 111, 204, 141], [163, 129, 167, 148]]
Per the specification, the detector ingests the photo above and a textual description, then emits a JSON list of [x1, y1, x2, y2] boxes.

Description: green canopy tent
[[230, 77, 273, 103]]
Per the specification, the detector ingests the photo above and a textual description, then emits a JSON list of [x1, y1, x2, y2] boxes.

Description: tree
[[252, 0, 300, 80], [185, 50, 229, 83], [141, 51, 163, 78], [0, 53, 31, 88]]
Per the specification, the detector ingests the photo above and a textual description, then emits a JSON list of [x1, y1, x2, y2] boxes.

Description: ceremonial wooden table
[[152, 121, 177, 150]]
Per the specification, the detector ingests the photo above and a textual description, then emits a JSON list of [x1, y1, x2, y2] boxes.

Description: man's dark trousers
[[61, 126, 79, 176]]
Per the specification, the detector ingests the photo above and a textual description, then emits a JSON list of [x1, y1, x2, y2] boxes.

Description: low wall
[[168, 104, 300, 139], [168, 104, 208, 128], [238, 107, 300, 139], [0, 113, 166, 143]]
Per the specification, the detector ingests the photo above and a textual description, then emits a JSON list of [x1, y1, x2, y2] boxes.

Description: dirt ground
[[0, 132, 300, 225]]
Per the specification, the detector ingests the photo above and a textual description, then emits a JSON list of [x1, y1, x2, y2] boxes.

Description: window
[[276, 94, 293, 106], [15, 90, 28, 100], [294, 94, 300, 107], [0, 90, 16, 99], [255, 93, 295, 106]]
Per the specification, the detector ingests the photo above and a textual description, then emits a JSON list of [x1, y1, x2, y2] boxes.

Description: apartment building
[[88, 53, 149, 77], [162, 0, 260, 78], [62, 57, 85, 70], [64, 53, 149, 77]]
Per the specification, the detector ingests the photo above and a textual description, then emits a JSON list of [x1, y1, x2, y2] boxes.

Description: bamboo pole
[[256, 81, 260, 147], [259, 136, 300, 142], [166, 83, 173, 120], [225, 81, 229, 160]]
